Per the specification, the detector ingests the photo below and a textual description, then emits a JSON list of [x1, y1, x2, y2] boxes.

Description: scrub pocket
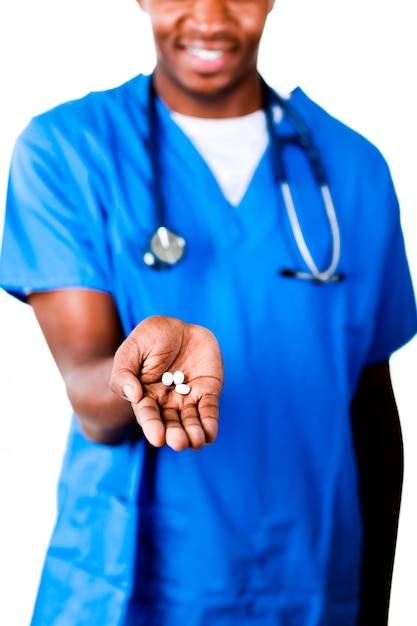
[[30, 418, 145, 626]]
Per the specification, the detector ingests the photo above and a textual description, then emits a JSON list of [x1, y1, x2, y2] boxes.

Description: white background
[[0, 1, 416, 624]]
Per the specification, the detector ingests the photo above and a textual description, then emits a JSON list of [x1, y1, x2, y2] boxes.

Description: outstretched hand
[[110, 316, 224, 451]]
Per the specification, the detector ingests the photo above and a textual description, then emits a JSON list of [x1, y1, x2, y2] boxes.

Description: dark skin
[[26, 0, 403, 622]]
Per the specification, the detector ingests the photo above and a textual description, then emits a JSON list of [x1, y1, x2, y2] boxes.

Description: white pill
[[175, 383, 191, 395], [173, 370, 185, 385], [162, 371, 174, 386]]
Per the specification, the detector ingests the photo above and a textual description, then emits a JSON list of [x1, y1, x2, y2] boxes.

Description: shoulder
[[280, 87, 404, 265], [18, 73, 151, 150], [288, 87, 390, 175], [286, 87, 397, 229]]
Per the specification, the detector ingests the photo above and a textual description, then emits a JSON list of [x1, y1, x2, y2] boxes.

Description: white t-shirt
[[171, 109, 272, 206]]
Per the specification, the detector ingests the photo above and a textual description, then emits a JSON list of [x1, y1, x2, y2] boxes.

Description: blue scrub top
[[1, 74, 416, 625]]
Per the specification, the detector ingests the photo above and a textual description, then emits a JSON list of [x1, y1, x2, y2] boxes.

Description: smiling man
[[0, 1, 416, 625], [141, 0, 274, 116]]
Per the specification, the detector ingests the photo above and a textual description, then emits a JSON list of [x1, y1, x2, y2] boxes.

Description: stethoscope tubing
[[144, 75, 344, 282], [262, 80, 343, 283]]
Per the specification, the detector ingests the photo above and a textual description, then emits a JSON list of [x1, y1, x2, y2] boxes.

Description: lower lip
[[183, 48, 231, 73]]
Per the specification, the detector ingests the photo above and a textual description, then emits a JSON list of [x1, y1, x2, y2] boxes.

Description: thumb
[[110, 338, 145, 402], [110, 367, 144, 404]]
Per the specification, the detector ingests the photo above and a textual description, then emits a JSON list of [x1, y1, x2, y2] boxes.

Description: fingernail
[[123, 384, 136, 403]]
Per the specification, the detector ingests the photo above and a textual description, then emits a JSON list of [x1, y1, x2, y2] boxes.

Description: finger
[[134, 397, 166, 447], [162, 407, 190, 452], [180, 404, 206, 450], [197, 394, 219, 444]]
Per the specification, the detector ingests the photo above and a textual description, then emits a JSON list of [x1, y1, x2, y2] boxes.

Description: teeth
[[187, 47, 223, 61]]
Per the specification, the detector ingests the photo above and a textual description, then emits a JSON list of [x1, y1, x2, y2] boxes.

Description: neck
[[152, 70, 264, 119]]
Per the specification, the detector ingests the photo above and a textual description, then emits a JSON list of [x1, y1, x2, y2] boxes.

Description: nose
[[189, 0, 231, 34]]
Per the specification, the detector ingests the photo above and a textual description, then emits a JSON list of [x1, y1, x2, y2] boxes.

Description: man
[[0, 0, 416, 624]]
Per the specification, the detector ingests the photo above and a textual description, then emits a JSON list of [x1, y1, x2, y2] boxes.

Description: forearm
[[65, 355, 139, 444], [350, 361, 403, 625], [27, 289, 140, 445], [354, 414, 403, 626]]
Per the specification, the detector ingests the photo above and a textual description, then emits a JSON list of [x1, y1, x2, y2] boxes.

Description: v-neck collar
[[137, 75, 295, 250], [154, 95, 276, 212]]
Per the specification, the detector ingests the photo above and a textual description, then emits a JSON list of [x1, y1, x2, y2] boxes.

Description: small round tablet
[[175, 383, 191, 395], [173, 370, 185, 385], [162, 371, 174, 386]]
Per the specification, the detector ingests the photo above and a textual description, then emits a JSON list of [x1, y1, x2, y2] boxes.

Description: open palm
[[110, 316, 224, 451]]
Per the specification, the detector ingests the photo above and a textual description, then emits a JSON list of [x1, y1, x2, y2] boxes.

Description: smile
[[186, 47, 224, 61]]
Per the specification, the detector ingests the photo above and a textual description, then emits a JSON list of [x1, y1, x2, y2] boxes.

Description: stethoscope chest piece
[[143, 226, 186, 269]]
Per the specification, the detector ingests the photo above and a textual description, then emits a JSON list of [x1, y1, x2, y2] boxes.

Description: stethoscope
[[143, 77, 344, 283]]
